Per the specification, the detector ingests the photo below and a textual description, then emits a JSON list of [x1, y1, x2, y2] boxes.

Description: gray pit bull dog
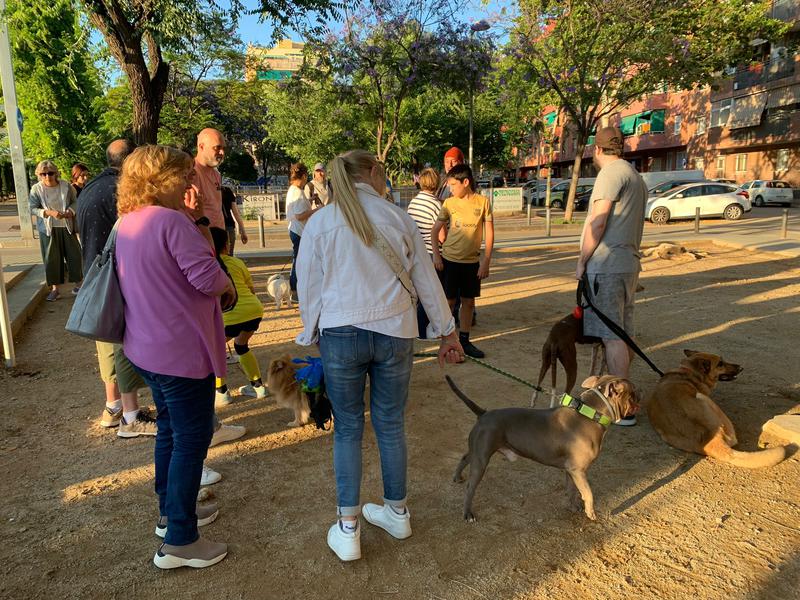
[[447, 374, 639, 522]]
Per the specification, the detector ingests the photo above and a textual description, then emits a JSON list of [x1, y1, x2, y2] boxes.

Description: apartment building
[[521, 0, 800, 189], [244, 40, 305, 82]]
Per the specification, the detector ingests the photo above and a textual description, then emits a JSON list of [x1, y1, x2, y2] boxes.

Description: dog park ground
[[1, 241, 798, 599]]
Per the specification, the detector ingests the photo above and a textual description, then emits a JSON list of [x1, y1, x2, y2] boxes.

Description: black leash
[[577, 273, 664, 377]]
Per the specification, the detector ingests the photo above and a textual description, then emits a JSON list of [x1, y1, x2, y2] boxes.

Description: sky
[[232, 0, 514, 48]]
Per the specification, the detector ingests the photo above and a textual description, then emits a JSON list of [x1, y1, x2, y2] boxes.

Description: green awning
[[620, 114, 637, 135], [650, 109, 665, 133], [544, 111, 557, 126]]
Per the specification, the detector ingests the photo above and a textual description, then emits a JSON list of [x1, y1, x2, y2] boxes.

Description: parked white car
[[738, 180, 794, 207], [646, 182, 751, 224]]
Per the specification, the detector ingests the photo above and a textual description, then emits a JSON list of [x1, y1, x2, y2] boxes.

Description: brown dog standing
[[449, 374, 639, 522], [534, 313, 606, 405], [647, 350, 791, 468], [266, 356, 311, 427]]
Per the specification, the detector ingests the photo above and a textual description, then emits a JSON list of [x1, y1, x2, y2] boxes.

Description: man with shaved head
[[77, 139, 155, 438], [191, 128, 227, 230]]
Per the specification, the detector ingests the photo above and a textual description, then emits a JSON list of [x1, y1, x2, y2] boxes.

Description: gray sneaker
[[117, 411, 157, 438], [155, 503, 219, 538], [153, 537, 227, 569]]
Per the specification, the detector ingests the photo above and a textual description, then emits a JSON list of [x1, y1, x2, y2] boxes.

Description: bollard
[[694, 207, 700, 234], [782, 208, 789, 239], [545, 205, 552, 237], [527, 199, 532, 226], [258, 214, 265, 248]]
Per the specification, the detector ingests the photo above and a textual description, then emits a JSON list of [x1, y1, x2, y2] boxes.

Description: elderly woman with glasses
[[29, 160, 83, 301]]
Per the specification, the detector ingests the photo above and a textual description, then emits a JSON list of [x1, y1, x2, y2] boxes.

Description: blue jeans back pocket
[[321, 326, 360, 366]]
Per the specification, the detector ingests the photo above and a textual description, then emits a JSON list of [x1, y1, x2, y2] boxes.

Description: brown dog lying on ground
[[266, 356, 311, 427], [647, 350, 792, 468], [447, 374, 638, 522], [533, 313, 606, 406]]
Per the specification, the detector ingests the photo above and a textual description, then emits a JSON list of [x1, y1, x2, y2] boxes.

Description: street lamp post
[[468, 20, 490, 169]]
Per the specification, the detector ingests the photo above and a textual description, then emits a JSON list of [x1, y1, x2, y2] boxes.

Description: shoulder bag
[[65, 219, 125, 343]]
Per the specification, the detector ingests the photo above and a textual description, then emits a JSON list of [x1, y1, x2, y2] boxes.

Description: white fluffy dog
[[266, 274, 293, 309]]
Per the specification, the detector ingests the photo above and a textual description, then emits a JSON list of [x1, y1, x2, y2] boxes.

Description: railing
[[734, 54, 797, 89]]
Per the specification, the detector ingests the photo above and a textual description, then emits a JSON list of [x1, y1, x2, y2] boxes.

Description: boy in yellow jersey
[[431, 164, 494, 358], [210, 227, 269, 406]]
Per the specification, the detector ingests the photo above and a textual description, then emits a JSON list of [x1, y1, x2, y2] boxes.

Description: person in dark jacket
[[76, 139, 156, 438]]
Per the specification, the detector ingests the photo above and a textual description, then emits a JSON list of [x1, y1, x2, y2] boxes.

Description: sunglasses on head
[[39, 171, 56, 177]]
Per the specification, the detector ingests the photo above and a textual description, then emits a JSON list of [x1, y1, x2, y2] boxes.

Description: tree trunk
[[87, 13, 169, 145], [564, 140, 587, 222]]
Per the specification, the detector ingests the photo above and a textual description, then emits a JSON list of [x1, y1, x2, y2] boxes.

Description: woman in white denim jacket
[[296, 149, 463, 562]]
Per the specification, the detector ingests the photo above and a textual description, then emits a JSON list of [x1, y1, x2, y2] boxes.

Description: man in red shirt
[[192, 128, 227, 230]]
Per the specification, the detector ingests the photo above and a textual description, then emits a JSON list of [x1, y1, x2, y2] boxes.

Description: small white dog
[[266, 274, 292, 309]]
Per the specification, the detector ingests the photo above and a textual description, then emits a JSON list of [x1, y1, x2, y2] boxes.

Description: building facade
[[521, 0, 800, 189]]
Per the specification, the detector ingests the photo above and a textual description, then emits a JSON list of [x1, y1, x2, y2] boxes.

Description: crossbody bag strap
[[373, 229, 417, 305]]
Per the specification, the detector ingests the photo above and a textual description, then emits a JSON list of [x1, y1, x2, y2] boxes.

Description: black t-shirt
[[221, 187, 235, 228], [76, 168, 119, 268]]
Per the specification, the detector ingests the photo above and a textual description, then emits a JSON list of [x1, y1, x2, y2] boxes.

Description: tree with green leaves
[[80, 0, 338, 144], [509, 0, 786, 220], [4, 0, 104, 171], [297, 0, 494, 164]]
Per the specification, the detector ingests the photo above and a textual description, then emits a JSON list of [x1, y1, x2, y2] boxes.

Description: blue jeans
[[133, 365, 215, 546], [289, 231, 301, 291], [319, 326, 414, 517]]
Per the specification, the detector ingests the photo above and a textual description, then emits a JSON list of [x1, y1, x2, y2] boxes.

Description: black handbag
[[65, 220, 125, 343]]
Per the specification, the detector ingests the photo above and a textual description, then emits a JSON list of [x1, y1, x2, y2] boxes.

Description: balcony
[[733, 55, 797, 90], [771, 0, 800, 23]]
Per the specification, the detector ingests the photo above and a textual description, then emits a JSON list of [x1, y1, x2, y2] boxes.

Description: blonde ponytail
[[328, 150, 378, 246]]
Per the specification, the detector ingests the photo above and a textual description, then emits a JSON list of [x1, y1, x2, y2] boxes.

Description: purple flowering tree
[[509, 0, 785, 220], [298, 0, 494, 164]]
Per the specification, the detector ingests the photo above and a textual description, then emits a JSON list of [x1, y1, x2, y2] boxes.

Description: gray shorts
[[582, 272, 639, 341]]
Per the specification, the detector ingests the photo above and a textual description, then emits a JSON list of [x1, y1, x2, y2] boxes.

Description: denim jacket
[[295, 183, 455, 344]]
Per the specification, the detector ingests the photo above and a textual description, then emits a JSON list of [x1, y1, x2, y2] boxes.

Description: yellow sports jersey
[[437, 193, 493, 263], [221, 255, 264, 325]]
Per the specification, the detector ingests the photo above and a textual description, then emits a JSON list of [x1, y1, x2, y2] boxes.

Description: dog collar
[[560, 393, 612, 428]]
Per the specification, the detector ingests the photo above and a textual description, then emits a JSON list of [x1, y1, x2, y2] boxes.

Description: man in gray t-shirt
[[576, 126, 646, 425]]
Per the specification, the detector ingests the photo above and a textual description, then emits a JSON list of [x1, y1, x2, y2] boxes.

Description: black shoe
[[461, 340, 485, 359]]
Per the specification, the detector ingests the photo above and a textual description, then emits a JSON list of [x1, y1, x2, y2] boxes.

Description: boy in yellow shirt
[[210, 227, 269, 405], [431, 164, 494, 358]]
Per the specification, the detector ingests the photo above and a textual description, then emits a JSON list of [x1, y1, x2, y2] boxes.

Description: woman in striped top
[[407, 167, 446, 338], [406, 168, 442, 256]]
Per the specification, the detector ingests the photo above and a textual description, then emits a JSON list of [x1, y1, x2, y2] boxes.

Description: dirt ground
[[1, 241, 799, 600]]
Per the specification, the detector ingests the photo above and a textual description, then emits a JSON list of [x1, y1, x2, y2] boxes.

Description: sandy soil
[[1, 241, 799, 600]]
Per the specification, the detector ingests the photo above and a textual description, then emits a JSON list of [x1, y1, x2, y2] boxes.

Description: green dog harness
[[560, 393, 613, 428]]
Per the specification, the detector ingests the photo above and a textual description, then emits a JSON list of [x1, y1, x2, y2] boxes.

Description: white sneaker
[[215, 390, 233, 407], [615, 415, 637, 427], [226, 349, 238, 365], [327, 520, 361, 561], [362, 503, 412, 540], [238, 384, 269, 399], [209, 423, 246, 448], [201, 465, 222, 486]]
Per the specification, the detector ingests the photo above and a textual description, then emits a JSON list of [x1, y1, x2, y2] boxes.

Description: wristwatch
[[194, 216, 210, 227]]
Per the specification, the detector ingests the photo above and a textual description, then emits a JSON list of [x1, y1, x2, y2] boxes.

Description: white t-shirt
[[286, 185, 311, 236]]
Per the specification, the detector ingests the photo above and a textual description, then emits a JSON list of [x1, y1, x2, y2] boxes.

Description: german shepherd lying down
[[647, 350, 793, 468]]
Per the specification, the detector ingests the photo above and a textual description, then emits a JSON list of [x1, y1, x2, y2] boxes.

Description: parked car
[[521, 178, 564, 206], [549, 183, 594, 210], [712, 178, 737, 185], [648, 179, 709, 197], [646, 182, 751, 224], [737, 180, 794, 207], [476, 176, 505, 189], [639, 169, 705, 190]]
